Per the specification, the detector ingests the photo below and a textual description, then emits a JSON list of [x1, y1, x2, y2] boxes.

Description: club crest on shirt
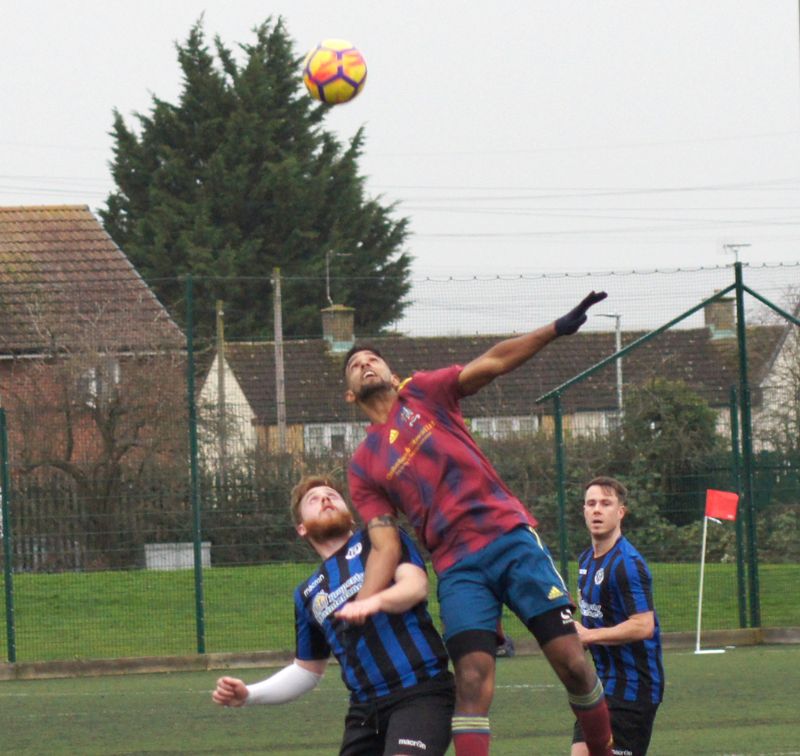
[[389, 429, 399, 444], [345, 542, 362, 560], [594, 568, 605, 585]]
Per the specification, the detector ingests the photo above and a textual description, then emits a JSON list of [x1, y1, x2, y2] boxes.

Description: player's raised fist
[[555, 291, 608, 336]]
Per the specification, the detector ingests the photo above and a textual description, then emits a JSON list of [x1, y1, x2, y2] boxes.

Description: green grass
[[0, 646, 797, 754], [0, 561, 797, 662]]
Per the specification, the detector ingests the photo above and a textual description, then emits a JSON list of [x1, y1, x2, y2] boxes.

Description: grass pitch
[[2, 561, 797, 662], [1, 645, 797, 755]]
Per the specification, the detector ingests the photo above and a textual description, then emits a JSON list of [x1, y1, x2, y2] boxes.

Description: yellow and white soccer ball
[[302, 39, 367, 105]]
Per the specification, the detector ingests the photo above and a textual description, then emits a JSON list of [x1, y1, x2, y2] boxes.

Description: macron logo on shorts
[[398, 739, 427, 751]]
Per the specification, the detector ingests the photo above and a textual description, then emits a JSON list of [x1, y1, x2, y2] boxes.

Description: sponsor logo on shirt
[[399, 406, 421, 428], [579, 598, 603, 619], [387, 420, 436, 480], [312, 573, 364, 624]]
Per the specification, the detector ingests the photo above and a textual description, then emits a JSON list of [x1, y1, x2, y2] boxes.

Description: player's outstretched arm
[[459, 291, 608, 396], [212, 659, 327, 707], [336, 563, 428, 624]]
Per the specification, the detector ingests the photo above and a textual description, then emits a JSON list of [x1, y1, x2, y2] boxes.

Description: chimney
[[321, 304, 355, 352], [704, 294, 735, 339]]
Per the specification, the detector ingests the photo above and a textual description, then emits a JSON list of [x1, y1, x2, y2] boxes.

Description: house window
[[469, 416, 537, 440], [304, 422, 368, 454], [79, 358, 121, 409]]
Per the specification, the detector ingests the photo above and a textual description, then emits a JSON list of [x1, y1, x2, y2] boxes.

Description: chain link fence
[[1, 262, 799, 662]]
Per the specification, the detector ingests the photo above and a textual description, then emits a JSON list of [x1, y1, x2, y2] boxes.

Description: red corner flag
[[705, 489, 739, 521]]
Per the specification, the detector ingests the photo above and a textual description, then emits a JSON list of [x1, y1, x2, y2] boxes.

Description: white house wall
[[197, 354, 258, 465]]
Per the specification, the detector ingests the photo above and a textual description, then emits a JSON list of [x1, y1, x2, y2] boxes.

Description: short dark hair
[[342, 343, 387, 378], [584, 476, 628, 504]]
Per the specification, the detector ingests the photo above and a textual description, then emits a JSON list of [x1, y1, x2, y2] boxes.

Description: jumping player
[[212, 476, 455, 756], [337, 292, 614, 756], [572, 477, 664, 756]]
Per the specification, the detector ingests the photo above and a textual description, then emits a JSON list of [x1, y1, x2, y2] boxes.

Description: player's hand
[[573, 621, 591, 647], [212, 676, 249, 707], [554, 291, 608, 336], [335, 595, 382, 625]]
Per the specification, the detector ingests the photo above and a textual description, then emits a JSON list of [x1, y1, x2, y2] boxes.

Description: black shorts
[[339, 672, 455, 756], [572, 696, 660, 756]]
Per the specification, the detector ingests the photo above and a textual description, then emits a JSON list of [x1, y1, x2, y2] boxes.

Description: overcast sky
[[3, 1, 800, 331]]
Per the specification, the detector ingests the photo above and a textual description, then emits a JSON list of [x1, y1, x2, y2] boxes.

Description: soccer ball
[[302, 39, 367, 105]]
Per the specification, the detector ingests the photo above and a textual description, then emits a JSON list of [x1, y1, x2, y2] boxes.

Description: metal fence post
[[0, 407, 17, 662], [729, 386, 747, 628], [552, 394, 569, 585], [185, 276, 206, 654], [734, 262, 760, 628]]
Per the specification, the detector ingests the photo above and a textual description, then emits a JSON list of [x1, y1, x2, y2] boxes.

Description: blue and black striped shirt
[[294, 529, 449, 703], [577, 535, 665, 704]]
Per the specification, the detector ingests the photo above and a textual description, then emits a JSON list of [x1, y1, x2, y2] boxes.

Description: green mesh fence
[[1, 263, 798, 662]]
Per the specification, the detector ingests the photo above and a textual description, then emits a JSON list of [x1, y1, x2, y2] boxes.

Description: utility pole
[[272, 268, 287, 453], [598, 313, 623, 415], [325, 250, 352, 306], [215, 300, 227, 485]]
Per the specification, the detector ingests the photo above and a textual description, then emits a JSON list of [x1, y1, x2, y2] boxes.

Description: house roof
[[218, 324, 785, 425], [0, 205, 184, 354]]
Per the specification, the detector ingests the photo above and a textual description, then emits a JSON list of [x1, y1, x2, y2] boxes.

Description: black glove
[[554, 291, 608, 336]]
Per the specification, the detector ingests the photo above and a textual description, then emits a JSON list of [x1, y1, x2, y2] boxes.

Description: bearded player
[[337, 292, 614, 756], [212, 476, 454, 755]]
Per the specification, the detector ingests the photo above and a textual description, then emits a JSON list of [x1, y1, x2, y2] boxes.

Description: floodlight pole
[[722, 243, 751, 264]]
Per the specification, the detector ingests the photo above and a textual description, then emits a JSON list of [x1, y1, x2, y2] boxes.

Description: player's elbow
[[636, 614, 655, 640], [408, 575, 428, 605]]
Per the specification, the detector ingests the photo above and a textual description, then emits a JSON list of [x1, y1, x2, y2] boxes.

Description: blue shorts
[[436, 526, 572, 641]]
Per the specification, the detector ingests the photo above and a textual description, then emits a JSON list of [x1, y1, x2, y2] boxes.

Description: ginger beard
[[303, 508, 355, 542]]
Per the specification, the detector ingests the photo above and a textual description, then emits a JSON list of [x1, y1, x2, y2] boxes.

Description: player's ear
[[391, 374, 401, 389], [296, 522, 308, 538], [344, 388, 356, 404]]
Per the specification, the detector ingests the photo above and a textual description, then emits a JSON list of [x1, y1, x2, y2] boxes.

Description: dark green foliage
[[608, 378, 725, 526], [101, 17, 412, 341]]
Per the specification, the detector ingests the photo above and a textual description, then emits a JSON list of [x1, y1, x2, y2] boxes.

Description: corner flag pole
[[695, 514, 724, 654], [695, 489, 739, 655]]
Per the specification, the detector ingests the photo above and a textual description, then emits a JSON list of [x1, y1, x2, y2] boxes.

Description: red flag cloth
[[705, 489, 739, 521]]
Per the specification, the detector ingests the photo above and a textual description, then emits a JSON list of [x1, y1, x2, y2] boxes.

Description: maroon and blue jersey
[[348, 365, 537, 574], [294, 528, 449, 703], [577, 536, 665, 704]]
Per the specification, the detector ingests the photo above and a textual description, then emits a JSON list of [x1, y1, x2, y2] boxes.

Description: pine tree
[[101, 17, 411, 340]]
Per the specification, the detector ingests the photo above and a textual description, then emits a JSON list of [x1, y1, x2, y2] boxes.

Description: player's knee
[[541, 635, 596, 693], [558, 652, 596, 693], [454, 654, 494, 706]]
